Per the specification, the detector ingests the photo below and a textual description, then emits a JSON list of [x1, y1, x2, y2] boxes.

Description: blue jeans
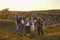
[[16, 23, 20, 33]]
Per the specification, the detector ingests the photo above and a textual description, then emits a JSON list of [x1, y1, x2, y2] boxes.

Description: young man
[[37, 17, 43, 36], [33, 15, 37, 26], [15, 15, 21, 34]]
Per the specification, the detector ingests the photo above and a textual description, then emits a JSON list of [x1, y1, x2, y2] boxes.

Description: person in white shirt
[[25, 18, 30, 34], [20, 16, 25, 34], [30, 17, 35, 38], [30, 17, 35, 31]]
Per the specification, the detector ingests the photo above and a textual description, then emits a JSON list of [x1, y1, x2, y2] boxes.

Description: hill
[[0, 21, 60, 40]]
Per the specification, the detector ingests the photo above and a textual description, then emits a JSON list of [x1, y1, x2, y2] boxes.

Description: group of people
[[15, 15, 43, 36]]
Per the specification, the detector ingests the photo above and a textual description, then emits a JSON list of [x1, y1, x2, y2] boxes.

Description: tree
[[1, 8, 10, 19]]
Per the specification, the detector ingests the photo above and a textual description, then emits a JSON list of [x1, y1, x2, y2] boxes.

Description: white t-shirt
[[31, 21, 34, 27], [21, 19, 24, 24], [34, 19, 37, 23], [26, 22, 30, 26], [31, 20, 35, 30]]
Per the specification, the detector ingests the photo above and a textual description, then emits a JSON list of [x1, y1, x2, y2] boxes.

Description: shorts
[[31, 27, 35, 31]]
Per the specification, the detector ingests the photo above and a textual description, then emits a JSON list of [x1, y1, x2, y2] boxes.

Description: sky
[[0, 0, 60, 11]]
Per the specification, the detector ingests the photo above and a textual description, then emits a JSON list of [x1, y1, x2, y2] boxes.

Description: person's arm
[[41, 19, 45, 26]]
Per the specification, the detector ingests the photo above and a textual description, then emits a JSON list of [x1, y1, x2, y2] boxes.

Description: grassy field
[[0, 20, 60, 40]]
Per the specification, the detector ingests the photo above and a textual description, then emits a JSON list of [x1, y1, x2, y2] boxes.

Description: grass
[[0, 20, 60, 40]]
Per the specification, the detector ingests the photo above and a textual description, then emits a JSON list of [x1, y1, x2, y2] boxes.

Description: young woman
[[37, 17, 43, 36], [30, 17, 35, 37], [25, 18, 30, 34]]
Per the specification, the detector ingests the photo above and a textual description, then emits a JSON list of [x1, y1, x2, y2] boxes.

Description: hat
[[26, 18, 29, 21]]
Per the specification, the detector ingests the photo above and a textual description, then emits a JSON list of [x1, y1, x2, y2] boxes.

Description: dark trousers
[[37, 25, 43, 35], [25, 26, 30, 34], [16, 23, 20, 33], [21, 24, 25, 33]]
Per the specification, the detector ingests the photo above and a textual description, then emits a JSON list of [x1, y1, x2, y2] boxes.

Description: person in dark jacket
[[16, 15, 21, 34], [37, 17, 43, 36]]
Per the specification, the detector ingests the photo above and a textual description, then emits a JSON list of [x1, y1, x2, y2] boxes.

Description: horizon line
[[0, 8, 60, 12]]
